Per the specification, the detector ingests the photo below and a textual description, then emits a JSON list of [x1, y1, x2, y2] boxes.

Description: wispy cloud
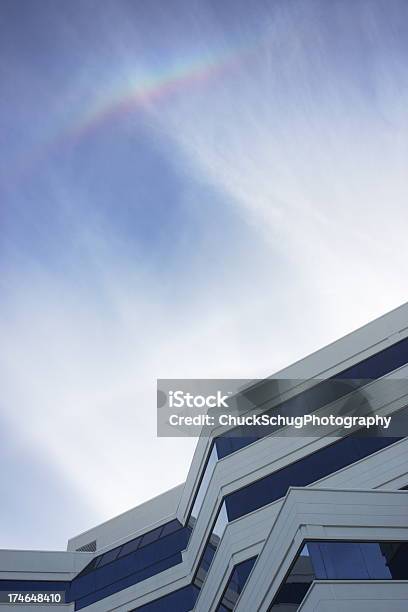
[[149, 0, 408, 325], [1, 0, 407, 549]]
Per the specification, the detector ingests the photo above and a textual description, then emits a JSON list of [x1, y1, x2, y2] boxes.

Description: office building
[[1, 304, 408, 611]]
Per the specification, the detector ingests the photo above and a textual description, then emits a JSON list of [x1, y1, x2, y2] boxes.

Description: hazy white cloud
[[148, 0, 408, 329], [1, 204, 308, 546], [1, 0, 408, 549]]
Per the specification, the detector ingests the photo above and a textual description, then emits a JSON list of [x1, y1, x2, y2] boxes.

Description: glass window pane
[[269, 541, 408, 611], [216, 556, 257, 611], [139, 526, 162, 548], [118, 536, 142, 557], [160, 519, 182, 538], [96, 547, 120, 568]]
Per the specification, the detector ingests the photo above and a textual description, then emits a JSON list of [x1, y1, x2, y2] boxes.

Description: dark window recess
[[270, 545, 314, 610], [269, 540, 408, 611], [216, 556, 257, 612], [130, 584, 200, 612]]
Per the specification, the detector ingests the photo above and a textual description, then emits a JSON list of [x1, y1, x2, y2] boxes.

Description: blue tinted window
[[216, 556, 257, 611], [73, 554, 183, 610], [4, 338, 408, 611], [78, 518, 184, 580], [196, 433, 403, 589], [0, 580, 68, 593], [269, 541, 408, 611], [69, 526, 191, 609], [97, 547, 121, 567], [188, 337, 408, 557], [269, 545, 314, 610], [160, 519, 182, 537], [118, 536, 142, 557], [77, 557, 99, 576], [130, 584, 199, 611], [308, 541, 406, 580], [224, 435, 401, 522], [215, 336, 408, 459], [139, 526, 162, 548], [194, 502, 228, 589], [188, 443, 219, 528]]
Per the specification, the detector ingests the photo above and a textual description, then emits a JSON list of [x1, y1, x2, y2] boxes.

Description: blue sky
[[1, 0, 408, 549]]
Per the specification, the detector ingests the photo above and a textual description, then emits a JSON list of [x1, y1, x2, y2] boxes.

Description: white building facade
[[1, 304, 408, 611]]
